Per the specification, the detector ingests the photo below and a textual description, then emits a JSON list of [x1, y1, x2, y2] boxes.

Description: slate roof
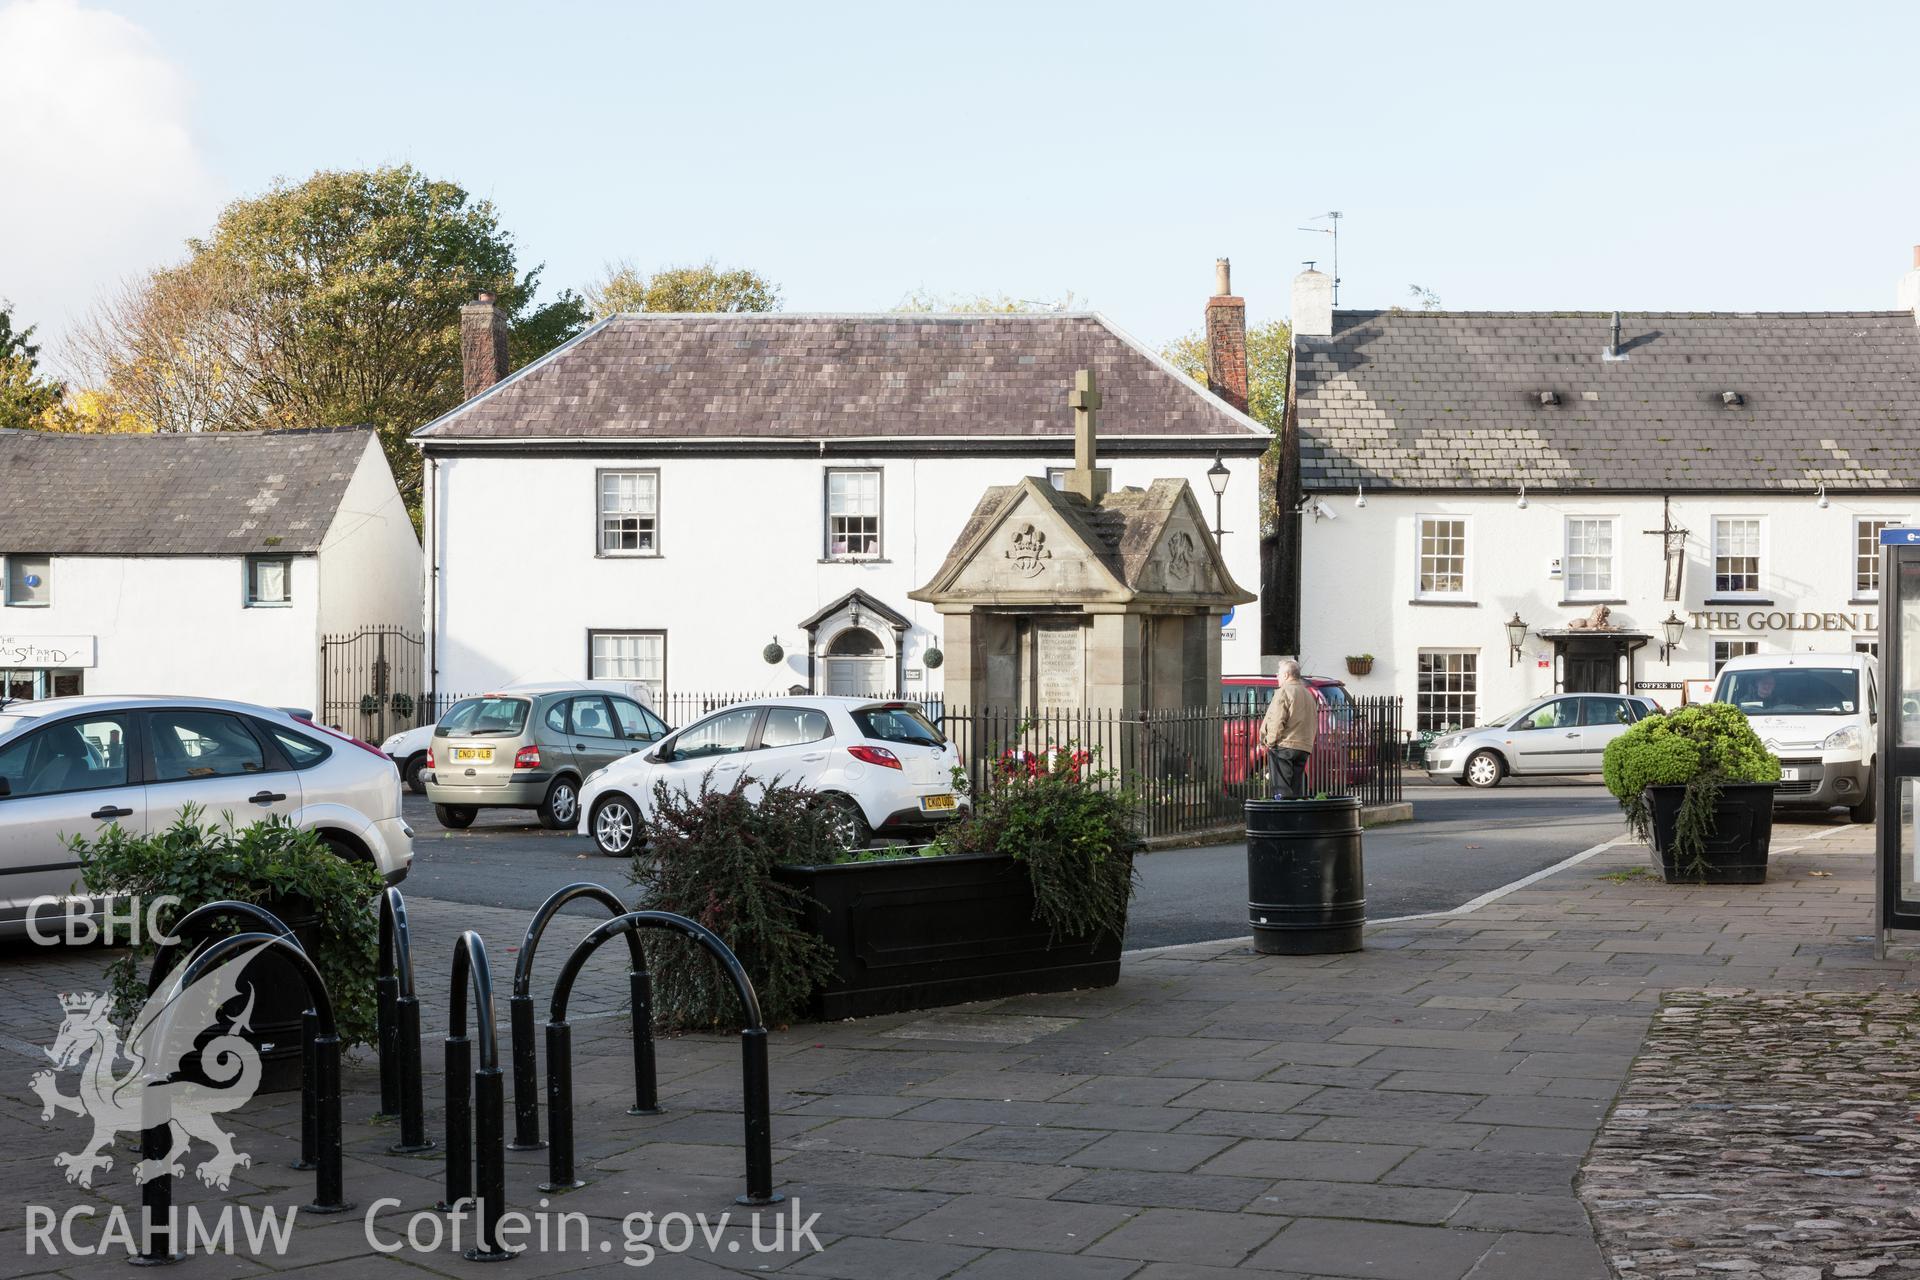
[[413, 314, 1266, 442], [0, 427, 373, 555], [1295, 310, 1920, 491]]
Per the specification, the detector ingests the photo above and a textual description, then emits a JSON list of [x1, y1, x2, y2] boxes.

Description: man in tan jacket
[[1260, 659, 1319, 799]]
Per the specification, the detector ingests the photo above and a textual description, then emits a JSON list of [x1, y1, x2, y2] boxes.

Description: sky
[[4, 0, 1918, 378]]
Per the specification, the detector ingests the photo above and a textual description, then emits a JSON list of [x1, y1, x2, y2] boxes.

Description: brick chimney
[[1205, 258, 1249, 414], [460, 291, 510, 398], [1900, 245, 1920, 324], [1292, 267, 1334, 338]]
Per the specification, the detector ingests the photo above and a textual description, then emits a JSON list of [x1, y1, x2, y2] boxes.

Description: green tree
[[72, 166, 587, 509], [0, 302, 65, 429], [1161, 319, 1291, 535], [585, 260, 780, 318]]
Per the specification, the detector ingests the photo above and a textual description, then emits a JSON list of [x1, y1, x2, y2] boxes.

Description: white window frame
[[597, 469, 660, 558], [824, 468, 883, 560], [1562, 516, 1618, 600], [1711, 636, 1759, 675], [3, 554, 51, 608], [1414, 514, 1471, 601], [1415, 648, 1478, 733], [1854, 635, 1880, 659], [244, 555, 292, 608], [588, 629, 666, 707], [1045, 467, 1070, 491], [1853, 516, 1905, 600], [1711, 515, 1766, 598]]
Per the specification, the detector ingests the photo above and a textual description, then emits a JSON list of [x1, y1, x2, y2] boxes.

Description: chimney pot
[[460, 293, 510, 398], [1899, 246, 1920, 323], [1214, 258, 1232, 297]]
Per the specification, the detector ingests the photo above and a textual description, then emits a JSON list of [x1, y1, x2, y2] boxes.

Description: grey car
[[423, 685, 670, 830], [1423, 693, 1661, 788]]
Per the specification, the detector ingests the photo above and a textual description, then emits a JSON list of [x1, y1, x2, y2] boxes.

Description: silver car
[[0, 695, 413, 939], [1424, 693, 1660, 788]]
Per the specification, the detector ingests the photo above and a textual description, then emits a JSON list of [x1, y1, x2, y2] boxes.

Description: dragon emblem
[[31, 944, 264, 1190]]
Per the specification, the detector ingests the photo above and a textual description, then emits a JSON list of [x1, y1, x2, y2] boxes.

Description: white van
[[1711, 651, 1877, 822]]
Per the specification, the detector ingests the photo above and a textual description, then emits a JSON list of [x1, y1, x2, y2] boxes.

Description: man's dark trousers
[[1269, 747, 1310, 800]]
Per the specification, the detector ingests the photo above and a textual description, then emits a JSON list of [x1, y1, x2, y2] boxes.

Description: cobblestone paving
[[1583, 989, 1920, 1280]]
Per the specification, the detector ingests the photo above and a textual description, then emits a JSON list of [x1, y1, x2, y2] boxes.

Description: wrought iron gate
[[320, 627, 426, 741]]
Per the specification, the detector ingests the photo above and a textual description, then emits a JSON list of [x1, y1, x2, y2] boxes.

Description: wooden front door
[[1562, 644, 1621, 694]]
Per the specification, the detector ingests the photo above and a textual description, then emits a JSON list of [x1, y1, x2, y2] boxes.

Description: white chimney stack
[[1900, 245, 1920, 324], [1292, 267, 1334, 338]]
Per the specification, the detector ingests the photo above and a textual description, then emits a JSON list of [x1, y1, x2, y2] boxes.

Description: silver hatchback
[[1424, 693, 1660, 788]]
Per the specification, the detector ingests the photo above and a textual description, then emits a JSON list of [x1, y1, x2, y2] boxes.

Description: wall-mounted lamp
[[1816, 482, 1829, 510], [1505, 612, 1529, 667], [1355, 479, 1367, 509], [1660, 610, 1685, 663], [1516, 482, 1528, 510]]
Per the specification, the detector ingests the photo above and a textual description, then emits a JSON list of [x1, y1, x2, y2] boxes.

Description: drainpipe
[[427, 454, 440, 707]]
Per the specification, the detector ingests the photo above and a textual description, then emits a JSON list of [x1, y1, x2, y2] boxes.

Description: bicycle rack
[[442, 930, 513, 1262], [542, 910, 781, 1206], [377, 887, 434, 1153], [138, 931, 349, 1265], [508, 882, 653, 1150]]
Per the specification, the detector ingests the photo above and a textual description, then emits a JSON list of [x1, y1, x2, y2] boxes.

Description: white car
[[578, 697, 967, 855], [1713, 651, 1878, 822], [0, 695, 413, 939], [381, 722, 436, 793]]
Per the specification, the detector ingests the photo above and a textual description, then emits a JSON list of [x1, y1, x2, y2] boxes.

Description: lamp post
[[1206, 455, 1230, 546], [1505, 612, 1528, 668], [1660, 610, 1685, 663]]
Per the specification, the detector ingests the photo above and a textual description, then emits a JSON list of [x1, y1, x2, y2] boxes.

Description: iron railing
[[319, 627, 425, 742]]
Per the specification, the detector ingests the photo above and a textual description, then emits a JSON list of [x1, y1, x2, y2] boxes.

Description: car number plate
[[920, 794, 958, 812], [453, 747, 494, 763], [1780, 768, 1801, 782]]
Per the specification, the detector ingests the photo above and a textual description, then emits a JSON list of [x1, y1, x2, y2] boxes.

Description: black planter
[[773, 853, 1122, 1021], [1246, 796, 1366, 954], [1643, 783, 1776, 884]]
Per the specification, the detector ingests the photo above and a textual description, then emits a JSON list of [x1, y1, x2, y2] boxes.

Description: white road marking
[[1370, 835, 1638, 924]]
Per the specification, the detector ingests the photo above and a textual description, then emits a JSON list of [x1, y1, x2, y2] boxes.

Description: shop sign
[[1688, 610, 1875, 633], [0, 635, 96, 668]]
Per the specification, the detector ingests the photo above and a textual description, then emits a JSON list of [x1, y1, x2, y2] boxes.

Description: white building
[[1280, 250, 1920, 734], [0, 427, 421, 712], [417, 273, 1270, 707]]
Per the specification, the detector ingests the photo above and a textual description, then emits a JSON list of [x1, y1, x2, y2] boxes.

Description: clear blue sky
[[5, 0, 1918, 371]]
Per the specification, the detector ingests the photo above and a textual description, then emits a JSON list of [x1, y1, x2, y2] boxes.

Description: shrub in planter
[[1602, 703, 1781, 880], [927, 750, 1141, 945], [72, 809, 383, 1051], [628, 775, 839, 1030]]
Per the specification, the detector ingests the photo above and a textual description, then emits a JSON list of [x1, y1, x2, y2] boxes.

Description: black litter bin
[[1246, 797, 1365, 954]]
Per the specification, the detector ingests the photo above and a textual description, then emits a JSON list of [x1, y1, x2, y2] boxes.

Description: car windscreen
[[438, 697, 531, 736], [853, 705, 944, 747], [1478, 703, 1538, 731], [1721, 668, 1860, 716]]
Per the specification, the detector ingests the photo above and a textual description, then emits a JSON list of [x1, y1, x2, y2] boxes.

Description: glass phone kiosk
[[1876, 528, 1920, 956]]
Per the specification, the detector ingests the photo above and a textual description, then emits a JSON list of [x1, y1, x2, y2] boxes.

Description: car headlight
[[1820, 725, 1863, 752], [585, 767, 608, 785], [380, 736, 401, 753]]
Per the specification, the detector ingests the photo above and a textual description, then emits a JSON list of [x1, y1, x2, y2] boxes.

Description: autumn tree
[[70, 166, 587, 506], [585, 260, 780, 318], [0, 302, 65, 429], [1161, 318, 1291, 535]]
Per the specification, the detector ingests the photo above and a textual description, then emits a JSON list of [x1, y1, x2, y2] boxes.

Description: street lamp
[[1505, 612, 1529, 668], [1660, 610, 1686, 663], [1206, 455, 1230, 545]]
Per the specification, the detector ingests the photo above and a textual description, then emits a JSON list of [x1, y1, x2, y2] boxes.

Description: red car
[[1221, 674, 1364, 789]]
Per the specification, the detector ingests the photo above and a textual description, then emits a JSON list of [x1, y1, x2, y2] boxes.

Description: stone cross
[[1063, 369, 1109, 502]]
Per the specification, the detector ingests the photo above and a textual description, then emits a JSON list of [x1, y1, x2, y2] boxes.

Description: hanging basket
[[358, 694, 381, 716], [763, 637, 785, 665], [923, 646, 945, 670], [392, 693, 416, 721], [1345, 656, 1374, 677]]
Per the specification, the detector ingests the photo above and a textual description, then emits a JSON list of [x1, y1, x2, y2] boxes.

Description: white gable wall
[[427, 450, 1263, 702], [316, 437, 425, 637]]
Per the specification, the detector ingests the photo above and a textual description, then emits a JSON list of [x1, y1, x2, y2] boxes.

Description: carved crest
[[1005, 523, 1051, 578], [1166, 530, 1197, 584]]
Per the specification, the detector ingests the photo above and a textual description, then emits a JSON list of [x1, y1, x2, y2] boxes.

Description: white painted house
[[1279, 250, 1920, 734], [417, 275, 1270, 707], [0, 427, 421, 712]]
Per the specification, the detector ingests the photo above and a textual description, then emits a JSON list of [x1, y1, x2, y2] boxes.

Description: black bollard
[[468, 1067, 512, 1260], [628, 969, 660, 1116], [293, 1009, 318, 1171], [541, 1021, 582, 1192], [131, 1076, 179, 1267], [507, 993, 541, 1149], [736, 1027, 781, 1206], [393, 992, 432, 1153], [442, 1033, 472, 1210], [307, 1033, 352, 1214], [376, 969, 400, 1117]]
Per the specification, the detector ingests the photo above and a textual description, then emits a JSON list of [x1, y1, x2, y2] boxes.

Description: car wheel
[[1464, 750, 1504, 789], [822, 794, 871, 851], [591, 794, 641, 856], [435, 804, 477, 830], [539, 777, 580, 830], [402, 753, 427, 795]]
